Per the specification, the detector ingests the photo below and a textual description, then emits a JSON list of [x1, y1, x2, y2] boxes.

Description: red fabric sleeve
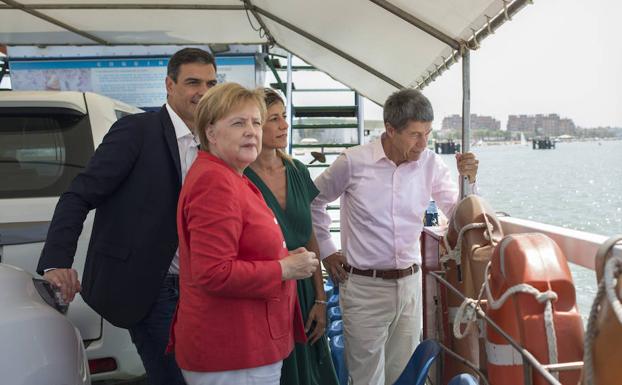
[[184, 171, 283, 299]]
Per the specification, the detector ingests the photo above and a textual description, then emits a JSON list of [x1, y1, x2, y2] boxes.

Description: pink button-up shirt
[[312, 139, 471, 269]]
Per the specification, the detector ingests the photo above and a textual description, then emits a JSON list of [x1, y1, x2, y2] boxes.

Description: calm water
[[443, 140, 622, 236], [440, 140, 622, 321]]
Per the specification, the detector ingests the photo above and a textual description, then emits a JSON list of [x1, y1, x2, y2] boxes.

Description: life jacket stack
[[485, 233, 583, 385], [441, 195, 503, 382]]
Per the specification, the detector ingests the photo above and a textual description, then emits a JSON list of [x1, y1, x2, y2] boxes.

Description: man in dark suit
[[37, 48, 218, 385]]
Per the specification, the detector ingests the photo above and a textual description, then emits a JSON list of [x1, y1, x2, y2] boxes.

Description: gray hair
[[383, 88, 434, 131]]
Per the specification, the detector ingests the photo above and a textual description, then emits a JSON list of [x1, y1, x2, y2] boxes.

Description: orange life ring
[[486, 233, 583, 385], [584, 235, 622, 385], [441, 195, 503, 381]]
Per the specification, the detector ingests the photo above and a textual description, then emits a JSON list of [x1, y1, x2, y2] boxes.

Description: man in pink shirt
[[311, 89, 478, 385]]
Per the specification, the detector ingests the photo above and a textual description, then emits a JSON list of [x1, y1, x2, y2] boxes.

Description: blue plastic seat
[[328, 306, 342, 322], [324, 279, 334, 298], [330, 334, 349, 385], [327, 319, 343, 339], [332, 281, 340, 294], [327, 293, 340, 309], [393, 339, 441, 385], [447, 373, 479, 385]]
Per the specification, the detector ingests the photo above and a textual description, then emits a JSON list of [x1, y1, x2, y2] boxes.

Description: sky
[[362, 0, 622, 130]]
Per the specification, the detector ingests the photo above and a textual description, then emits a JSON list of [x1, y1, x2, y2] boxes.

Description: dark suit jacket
[[38, 106, 182, 328]]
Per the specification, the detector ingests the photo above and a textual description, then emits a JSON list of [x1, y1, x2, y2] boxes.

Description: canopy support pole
[[286, 53, 294, 155], [368, 0, 460, 50], [356, 93, 365, 145], [460, 48, 471, 199]]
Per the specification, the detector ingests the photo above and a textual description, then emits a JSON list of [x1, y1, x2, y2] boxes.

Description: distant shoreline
[[469, 137, 621, 146]]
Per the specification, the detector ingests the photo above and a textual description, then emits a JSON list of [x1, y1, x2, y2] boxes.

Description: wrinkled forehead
[[399, 120, 432, 133]]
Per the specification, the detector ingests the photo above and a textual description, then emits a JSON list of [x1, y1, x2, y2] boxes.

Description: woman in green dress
[[245, 89, 339, 385]]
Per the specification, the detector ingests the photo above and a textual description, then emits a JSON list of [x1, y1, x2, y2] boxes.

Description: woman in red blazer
[[168, 83, 319, 385]]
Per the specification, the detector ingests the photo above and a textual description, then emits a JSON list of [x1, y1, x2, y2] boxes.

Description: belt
[[347, 264, 419, 280]]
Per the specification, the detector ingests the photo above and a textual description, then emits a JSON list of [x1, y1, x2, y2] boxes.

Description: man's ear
[[385, 122, 396, 137], [165, 76, 174, 95]]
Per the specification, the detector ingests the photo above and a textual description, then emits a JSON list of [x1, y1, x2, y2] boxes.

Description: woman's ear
[[206, 125, 216, 144]]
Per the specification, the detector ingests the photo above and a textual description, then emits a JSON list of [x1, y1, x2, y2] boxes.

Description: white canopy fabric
[[0, 0, 531, 104]]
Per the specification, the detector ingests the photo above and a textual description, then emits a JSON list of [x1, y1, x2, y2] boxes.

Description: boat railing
[[421, 217, 622, 385], [498, 216, 622, 271]]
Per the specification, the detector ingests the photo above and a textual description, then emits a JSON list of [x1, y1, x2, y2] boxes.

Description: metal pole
[[286, 53, 294, 155], [356, 92, 364, 145], [460, 49, 471, 198]]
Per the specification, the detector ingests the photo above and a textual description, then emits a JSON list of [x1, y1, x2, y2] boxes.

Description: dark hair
[[167, 48, 216, 82], [262, 88, 292, 163], [264, 88, 285, 108], [383, 88, 434, 131]]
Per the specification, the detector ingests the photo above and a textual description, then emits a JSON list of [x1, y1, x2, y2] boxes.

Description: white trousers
[[181, 361, 283, 385], [340, 271, 422, 385]]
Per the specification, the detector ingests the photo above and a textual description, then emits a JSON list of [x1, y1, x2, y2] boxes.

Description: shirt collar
[[371, 135, 389, 163], [166, 103, 193, 140], [373, 133, 426, 167]]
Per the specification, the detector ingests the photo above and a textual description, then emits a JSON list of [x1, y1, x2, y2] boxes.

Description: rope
[[453, 272, 488, 339], [453, 298, 478, 339], [604, 255, 622, 323], [484, 262, 560, 378], [440, 222, 488, 265], [584, 254, 622, 385]]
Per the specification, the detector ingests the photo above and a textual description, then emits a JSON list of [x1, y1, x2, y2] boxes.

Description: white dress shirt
[[166, 103, 198, 274], [311, 138, 473, 269]]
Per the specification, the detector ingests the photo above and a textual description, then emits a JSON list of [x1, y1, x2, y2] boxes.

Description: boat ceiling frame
[[1, 0, 531, 90], [1, 0, 533, 198]]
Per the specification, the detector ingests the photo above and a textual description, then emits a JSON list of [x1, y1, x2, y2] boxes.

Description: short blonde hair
[[195, 83, 267, 150]]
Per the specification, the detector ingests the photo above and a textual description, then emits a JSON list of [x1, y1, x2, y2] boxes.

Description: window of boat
[[0, 107, 94, 199]]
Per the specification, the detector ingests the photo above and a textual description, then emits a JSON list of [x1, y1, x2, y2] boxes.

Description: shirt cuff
[[317, 238, 338, 260]]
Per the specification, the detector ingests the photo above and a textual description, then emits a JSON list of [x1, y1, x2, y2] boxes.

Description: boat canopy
[[0, 0, 530, 104]]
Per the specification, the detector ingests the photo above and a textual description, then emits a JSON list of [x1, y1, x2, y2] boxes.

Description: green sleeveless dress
[[245, 158, 339, 385]]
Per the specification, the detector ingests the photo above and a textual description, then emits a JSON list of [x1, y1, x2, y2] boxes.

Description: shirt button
[[282, 241, 286, 248], [274, 217, 278, 224]]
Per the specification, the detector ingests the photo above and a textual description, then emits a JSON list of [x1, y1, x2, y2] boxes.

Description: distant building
[[507, 114, 576, 136], [442, 114, 500, 131]]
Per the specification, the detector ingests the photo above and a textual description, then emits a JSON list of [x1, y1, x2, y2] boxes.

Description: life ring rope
[[483, 262, 560, 379], [441, 222, 489, 265]]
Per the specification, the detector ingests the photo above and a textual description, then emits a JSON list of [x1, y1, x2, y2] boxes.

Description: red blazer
[[168, 152, 306, 371]]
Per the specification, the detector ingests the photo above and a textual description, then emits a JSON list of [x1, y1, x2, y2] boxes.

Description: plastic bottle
[[425, 200, 439, 226]]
